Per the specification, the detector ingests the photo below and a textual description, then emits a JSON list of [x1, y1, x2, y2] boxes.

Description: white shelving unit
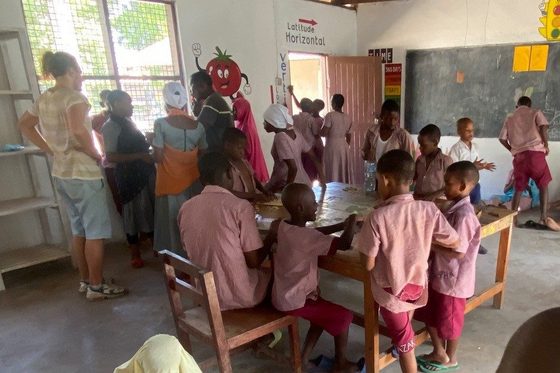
[[0, 29, 69, 290]]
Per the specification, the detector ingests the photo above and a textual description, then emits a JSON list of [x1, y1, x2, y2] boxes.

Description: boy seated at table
[[178, 152, 275, 310], [271, 183, 359, 373], [222, 127, 274, 202], [414, 161, 482, 372], [414, 124, 454, 201], [357, 150, 460, 373]]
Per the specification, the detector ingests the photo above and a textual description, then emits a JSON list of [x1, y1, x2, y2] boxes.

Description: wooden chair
[[161, 250, 302, 373]]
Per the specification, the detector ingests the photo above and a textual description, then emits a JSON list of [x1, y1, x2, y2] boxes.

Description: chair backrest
[[161, 250, 228, 346]]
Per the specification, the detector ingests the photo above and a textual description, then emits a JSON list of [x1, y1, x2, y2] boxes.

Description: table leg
[[364, 275, 379, 373], [493, 224, 513, 309]]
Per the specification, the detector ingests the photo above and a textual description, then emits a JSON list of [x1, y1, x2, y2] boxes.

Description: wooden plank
[[363, 276, 378, 372], [494, 225, 513, 309], [465, 283, 504, 313], [0, 244, 69, 274], [0, 197, 57, 217]]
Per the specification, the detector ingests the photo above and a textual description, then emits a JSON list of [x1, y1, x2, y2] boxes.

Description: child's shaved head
[[377, 150, 415, 184], [198, 152, 232, 186], [419, 124, 441, 144], [456, 117, 473, 131], [281, 183, 316, 218], [446, 161, 480, 185]]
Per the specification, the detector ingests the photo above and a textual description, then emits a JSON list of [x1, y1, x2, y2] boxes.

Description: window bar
[[100, 0, 121, 90]]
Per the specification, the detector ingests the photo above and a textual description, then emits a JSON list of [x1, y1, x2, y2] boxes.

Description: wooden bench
[[161, 250, 302, 373]]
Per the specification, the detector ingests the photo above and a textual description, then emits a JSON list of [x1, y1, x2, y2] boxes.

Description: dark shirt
[[197, 92, 233, 152]]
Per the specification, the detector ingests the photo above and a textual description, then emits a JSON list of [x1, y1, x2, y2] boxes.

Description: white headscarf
[[163, 82, 188, 109], [263, 104, 293, 129]]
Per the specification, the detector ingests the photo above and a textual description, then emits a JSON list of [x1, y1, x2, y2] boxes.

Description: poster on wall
[[384, 63, 402, 105], [368, 48, 393, 63], [539, 1, 560, 40], [192, 43, 251, 99]]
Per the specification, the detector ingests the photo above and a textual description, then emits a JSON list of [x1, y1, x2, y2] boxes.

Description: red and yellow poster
[[384, 63, 402, 105]]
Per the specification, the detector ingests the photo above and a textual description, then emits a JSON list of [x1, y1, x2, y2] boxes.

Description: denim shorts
[[54, 177, 112, 239]]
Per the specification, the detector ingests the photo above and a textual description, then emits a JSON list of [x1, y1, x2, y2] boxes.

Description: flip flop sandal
[[519, 220, 548, 230], [419, 360, 460, 372]]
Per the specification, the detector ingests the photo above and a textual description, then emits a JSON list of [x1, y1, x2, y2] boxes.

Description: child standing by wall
[[272, 183, 358, 372], [103, 90, 155, 268], [223, 128, 274, 202], [321, 94, 353, 183], [357, 150, 460, 373], [414, 124, 454, 201], [499, 96, 553, 227], [362, 99, 415, 162], [448, 118, 496, 204], [415, 161, 481, 372]]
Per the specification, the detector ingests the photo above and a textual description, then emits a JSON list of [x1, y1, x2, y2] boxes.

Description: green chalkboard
[[405, 43, 560, 140]]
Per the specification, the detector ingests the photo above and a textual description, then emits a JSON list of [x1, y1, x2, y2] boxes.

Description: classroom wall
[[0, 0, 358, 247], [175, 0, 357, 168], [356, 0, 560, 201]]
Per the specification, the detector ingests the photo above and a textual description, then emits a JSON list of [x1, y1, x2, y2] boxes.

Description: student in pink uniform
[[499, 96, 552, 227], [357, 149, 460, 373], [293, 97, 320, 181], [272, 183, 358, 373], [178, 152, 275, 311], [362, 99, 415, 162], [263, 104, 325, 193], [414, 161, 481, 373], [414, 124, 454, 201], [321, 94, 353, 183], [223, 127, 274, 202]]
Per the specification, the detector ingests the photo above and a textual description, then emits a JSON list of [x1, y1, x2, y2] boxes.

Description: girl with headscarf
[[263, 104, 325, 193], [232, 93, 269, 183], [152, 82, 207, 255]]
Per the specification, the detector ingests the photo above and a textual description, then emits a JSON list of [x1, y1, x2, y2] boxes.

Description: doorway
[[288, 52, 327, 115]]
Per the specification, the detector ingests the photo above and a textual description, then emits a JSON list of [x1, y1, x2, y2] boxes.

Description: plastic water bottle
[[364, 161, 377, 196]]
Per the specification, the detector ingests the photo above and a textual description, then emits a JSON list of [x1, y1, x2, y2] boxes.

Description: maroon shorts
[[285, 297, 353, 336], [513, 151, 552, 191], [380, 284, 424, 355], [414, 287, 466, 340]]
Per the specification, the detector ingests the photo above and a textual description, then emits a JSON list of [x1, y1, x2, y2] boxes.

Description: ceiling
[[314, 0, 399, 9]]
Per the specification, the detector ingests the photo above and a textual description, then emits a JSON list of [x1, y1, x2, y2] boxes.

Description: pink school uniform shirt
[[230, 159, 257, 193], [414, 149, 453, 196], [178, 185, 270, 311], [356, 193, 459, 313], [267, 129, 312, 191], [362, 125, 416, 162], [499, 106, 548, 156], [272, 221, 335, 312], [430, 196, 481, 298], [293, 112, 316, 147]]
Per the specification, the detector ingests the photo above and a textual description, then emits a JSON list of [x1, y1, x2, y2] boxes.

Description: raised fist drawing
[[192, 43, 202, 57]]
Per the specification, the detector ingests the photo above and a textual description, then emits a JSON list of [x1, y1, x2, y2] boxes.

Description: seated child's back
[[178, 152, 273, 311]]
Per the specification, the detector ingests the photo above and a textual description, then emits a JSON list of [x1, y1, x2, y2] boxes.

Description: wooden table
[[256, 182, 517, 373]]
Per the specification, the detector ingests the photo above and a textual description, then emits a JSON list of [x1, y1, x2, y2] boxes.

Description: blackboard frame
[[404, 43, 560, 140]]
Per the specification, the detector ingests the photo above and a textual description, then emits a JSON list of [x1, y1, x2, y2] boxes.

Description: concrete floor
[[1, 208, 559, 373]]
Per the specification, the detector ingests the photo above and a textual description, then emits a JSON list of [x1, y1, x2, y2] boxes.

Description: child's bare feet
[[545, 217, 560, 232], [332, 359, 358, 373]]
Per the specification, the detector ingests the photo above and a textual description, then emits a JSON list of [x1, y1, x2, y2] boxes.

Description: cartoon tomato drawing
[[193, 45, 251, 98]]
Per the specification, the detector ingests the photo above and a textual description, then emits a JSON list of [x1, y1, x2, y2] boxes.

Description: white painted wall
[[175, 0, 357, 168], [0, 0, 358, 248], [357, 0, 560, 201]]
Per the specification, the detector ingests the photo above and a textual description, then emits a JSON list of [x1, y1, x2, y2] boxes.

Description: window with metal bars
[[22, 0, 183, 132]]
